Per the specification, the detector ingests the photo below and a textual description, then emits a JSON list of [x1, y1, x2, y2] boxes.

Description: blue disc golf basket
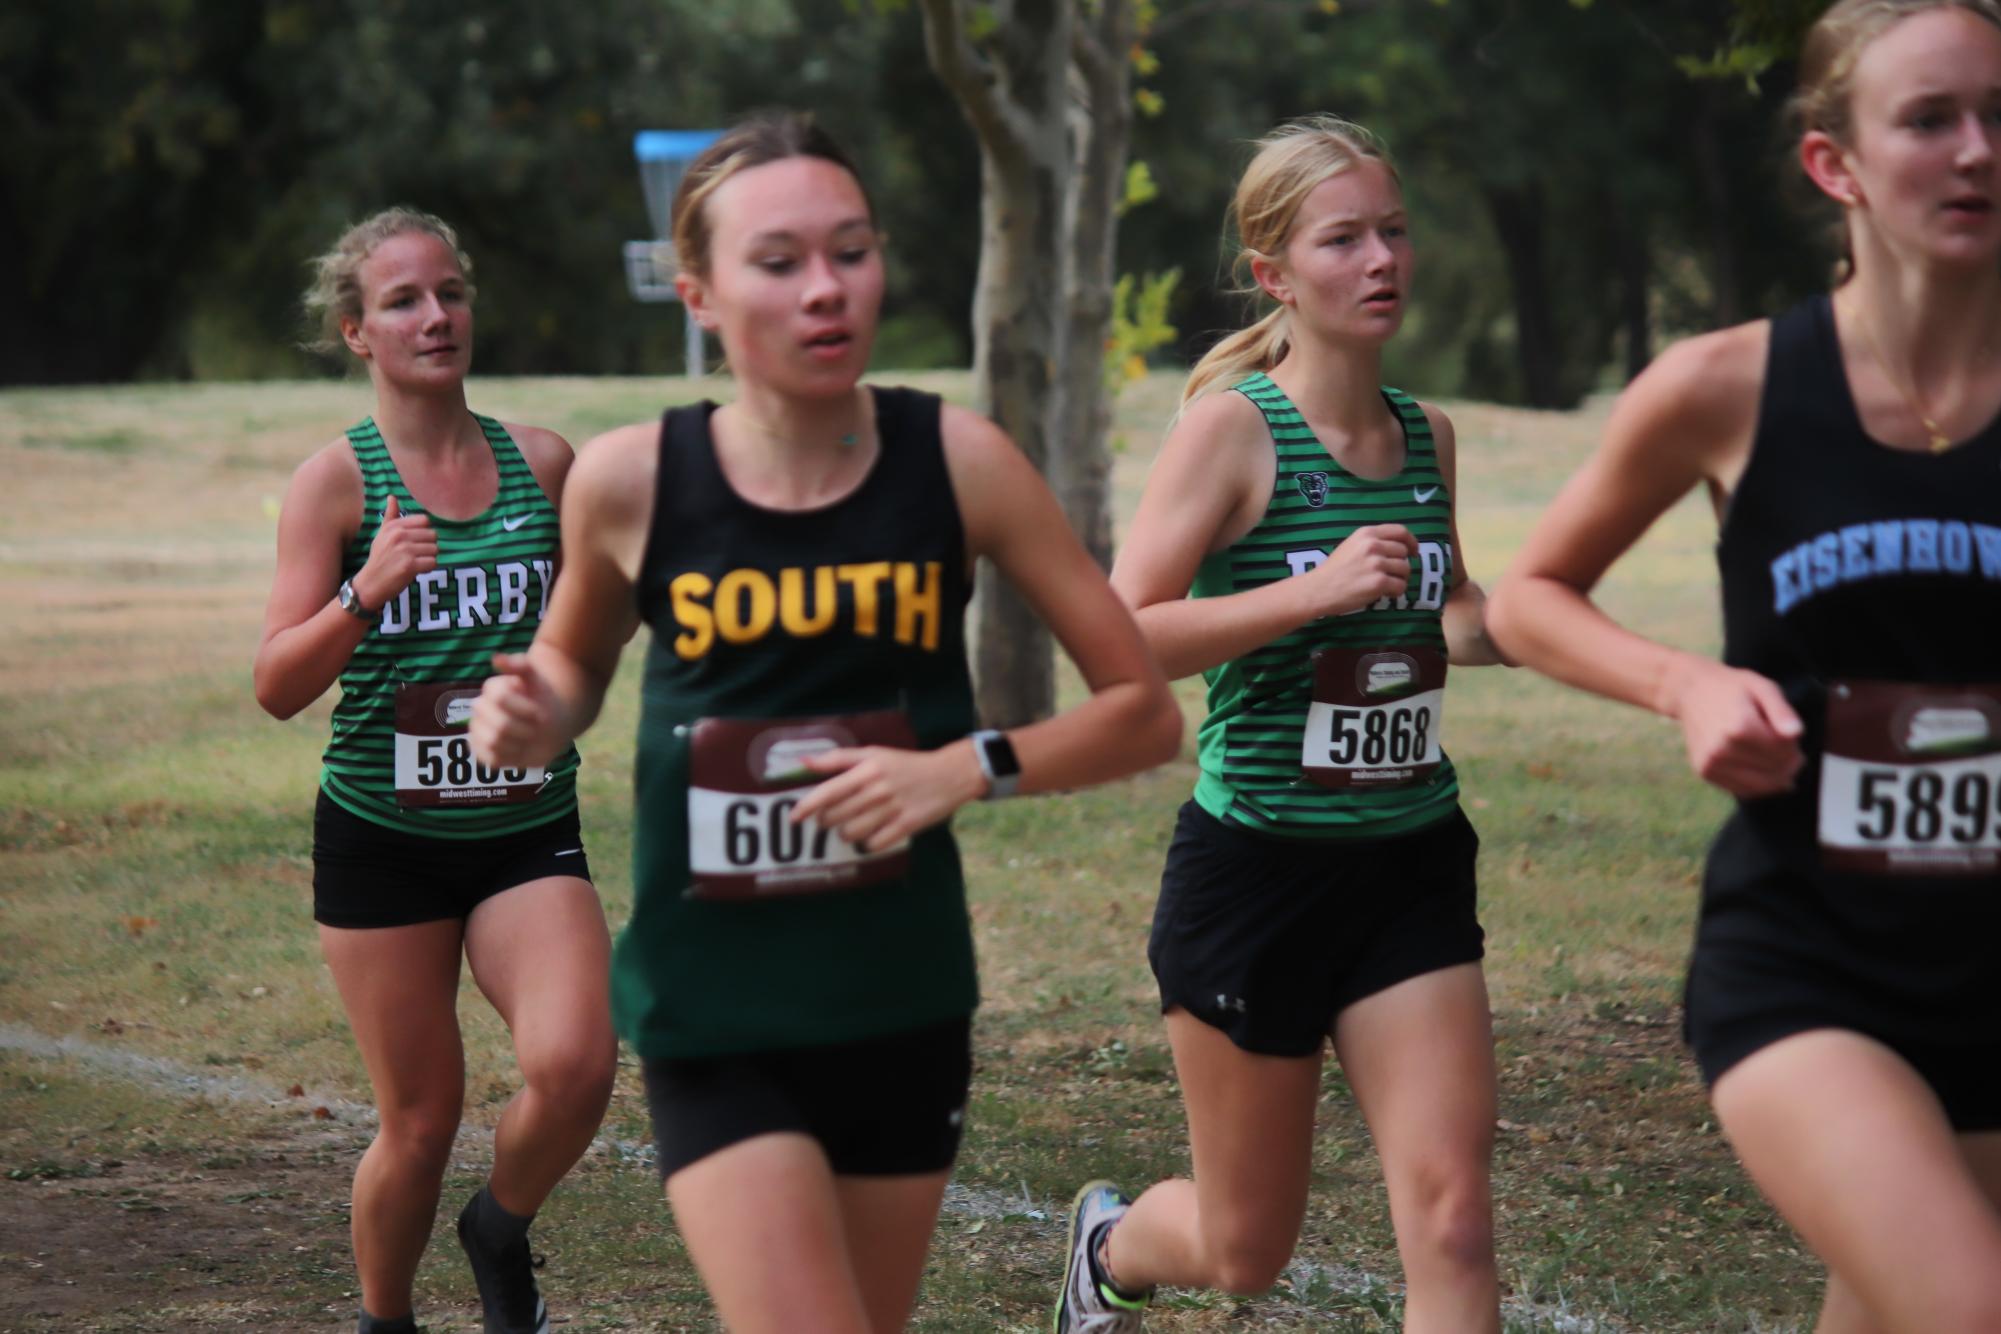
[[624, 129, 724, 380]]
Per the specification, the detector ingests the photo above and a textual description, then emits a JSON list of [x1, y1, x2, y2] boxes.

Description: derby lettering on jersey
[[377, 559, 553, 636], [1771, 518, 2001, 615], [1285, 541, 1453, 613], [670, 561, 945, 660]]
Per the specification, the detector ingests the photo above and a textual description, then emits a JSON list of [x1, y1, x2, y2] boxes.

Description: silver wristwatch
[[337, 579, 375, 621]]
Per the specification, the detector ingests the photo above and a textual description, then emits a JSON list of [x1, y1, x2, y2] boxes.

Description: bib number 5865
[[412, 736, 529, 790]]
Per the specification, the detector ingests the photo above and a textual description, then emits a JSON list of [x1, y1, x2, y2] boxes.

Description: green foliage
[[3, 0, 1828, 403], [1117, 159, 1159, 217], [1104, 268, 1182, 391]]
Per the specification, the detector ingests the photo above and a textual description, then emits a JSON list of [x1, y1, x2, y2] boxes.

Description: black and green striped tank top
[[1191, 372, 1459, 839], [319, 415, 580, 837]]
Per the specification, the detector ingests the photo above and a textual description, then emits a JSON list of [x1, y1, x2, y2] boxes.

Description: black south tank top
[[1703, 294, 2001, 1034], [611, 386, 982, 1060]]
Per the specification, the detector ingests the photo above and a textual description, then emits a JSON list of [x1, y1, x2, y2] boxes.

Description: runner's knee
[[1394, 1160, 1493, 1272], [375, 1104, 462, 1170], [519, 1033, 616, 1111], [1200, 1220, 1297, 1295]]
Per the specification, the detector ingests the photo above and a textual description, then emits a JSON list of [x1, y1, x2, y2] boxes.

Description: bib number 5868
[[1324, 704, 1433, 767]]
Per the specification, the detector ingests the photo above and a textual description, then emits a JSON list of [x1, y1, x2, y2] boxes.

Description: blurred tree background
[[2, 0, 1832, 402]]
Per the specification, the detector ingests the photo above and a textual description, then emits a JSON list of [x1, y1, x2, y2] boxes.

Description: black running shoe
[[456, 1194, 550, 1334]]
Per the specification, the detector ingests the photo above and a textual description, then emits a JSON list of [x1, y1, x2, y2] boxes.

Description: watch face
[[981, 731, 1020, 779]]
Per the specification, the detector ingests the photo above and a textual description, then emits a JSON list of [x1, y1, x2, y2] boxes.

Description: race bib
[[1819, 680, 2001, 877], [393, 682, 546, 808], [685, 709, 917, 901], [1302, 647, 1446, 789]]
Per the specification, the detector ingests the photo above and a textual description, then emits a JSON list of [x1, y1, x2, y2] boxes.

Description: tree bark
[[1482, 181, 1562, 408], [918, 0, 1134, 724], [1050, 1, 1133, 572], [1692, 82, 1745, 327]]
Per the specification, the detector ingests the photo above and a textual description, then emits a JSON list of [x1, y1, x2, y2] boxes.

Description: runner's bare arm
[[1486, 323, 1804, 795], [253, 442, 436, 719], [471, 425, 650, 769], [792, 407, 1181, 852], [505, 422, 577, 582], [1112, 389, 1415, 680], [1423, 405, 1507, 668]]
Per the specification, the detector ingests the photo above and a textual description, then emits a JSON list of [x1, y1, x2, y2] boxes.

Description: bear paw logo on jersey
[[1296, 471, 1330, 508]]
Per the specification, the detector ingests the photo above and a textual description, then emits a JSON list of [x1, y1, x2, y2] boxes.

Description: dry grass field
[[1, 371, 1819, 1331]]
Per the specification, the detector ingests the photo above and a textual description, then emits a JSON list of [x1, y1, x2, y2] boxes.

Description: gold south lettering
[[671, 572, 715, 659], [670, 562, 942, 658], [838, 562, 892, 636], [715, 569, 778, 643], [779, 567, 838, 637], [894, 561, 942, 651]]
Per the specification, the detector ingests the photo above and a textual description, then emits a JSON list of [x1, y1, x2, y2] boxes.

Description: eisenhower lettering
[[1770, 519, 2001, 615], [377, 559, 554, 636]]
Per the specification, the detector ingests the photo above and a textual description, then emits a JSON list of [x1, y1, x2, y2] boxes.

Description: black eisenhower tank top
[[1704, 294, 2001, 1032], [611, 386, 981, 1060]]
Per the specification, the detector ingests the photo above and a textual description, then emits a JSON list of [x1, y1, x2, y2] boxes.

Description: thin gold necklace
[[1854, 308, 1955, 454], [735, 386, 873, 452]]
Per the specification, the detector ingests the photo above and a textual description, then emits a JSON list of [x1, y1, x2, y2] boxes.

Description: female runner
[[1489, 3, 2001, 1327], [470, 114, 1180, 1333], [255, 208, 614, 1334], [1056, 116, 1510, 1334]]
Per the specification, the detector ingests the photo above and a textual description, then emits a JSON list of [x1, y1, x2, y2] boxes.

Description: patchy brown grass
[[0, 374, 1822, 1331]]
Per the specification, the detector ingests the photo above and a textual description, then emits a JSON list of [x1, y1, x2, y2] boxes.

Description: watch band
[[971, 728, 1021, 800], [337, 579, 376, 621]]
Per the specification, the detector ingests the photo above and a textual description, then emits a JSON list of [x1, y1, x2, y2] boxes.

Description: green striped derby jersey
[[1190, 373, 1459, 839], [318, 415, 579, 836]]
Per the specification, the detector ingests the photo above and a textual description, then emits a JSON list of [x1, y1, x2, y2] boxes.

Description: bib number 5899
[[1852, 768, 1995, 845]]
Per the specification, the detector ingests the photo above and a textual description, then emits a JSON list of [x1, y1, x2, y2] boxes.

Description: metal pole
[[684, 307, 703, 381]]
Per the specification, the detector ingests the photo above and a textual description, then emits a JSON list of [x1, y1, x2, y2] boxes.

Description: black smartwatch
[[970, 729, 1020, 800]]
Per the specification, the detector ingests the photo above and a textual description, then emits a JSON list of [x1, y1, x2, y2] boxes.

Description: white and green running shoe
[[1054, 1180, 1151, 1333]]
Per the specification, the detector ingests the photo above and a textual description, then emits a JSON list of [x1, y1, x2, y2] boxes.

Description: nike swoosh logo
[[501, 514, 531, 531], [554, 848, 582, 857], [1413, 486, 1439, 503]]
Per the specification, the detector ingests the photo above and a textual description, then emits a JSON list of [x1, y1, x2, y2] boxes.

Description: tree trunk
[[1050, 0, 1133, 572], [919, 0, 1134, 724], [1482, 182, 1562, 408], [1692, 83, 1745, 327], [1616, 201, 1651, 382], [919, 0, 1079, 728]]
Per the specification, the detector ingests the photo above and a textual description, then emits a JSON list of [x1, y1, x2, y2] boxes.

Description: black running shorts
[[641, 1016, 973, 1179], [1686, 944, 2001, 1132], [311, 790, 593, 929], [1148, 800, 1485, 1057]]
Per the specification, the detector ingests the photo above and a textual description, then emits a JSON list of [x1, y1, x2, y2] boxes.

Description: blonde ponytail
[[1182, 307, 1292, 406]]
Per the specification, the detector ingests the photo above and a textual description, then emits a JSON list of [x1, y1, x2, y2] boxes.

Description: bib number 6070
[[723, 794, 839, 867]]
